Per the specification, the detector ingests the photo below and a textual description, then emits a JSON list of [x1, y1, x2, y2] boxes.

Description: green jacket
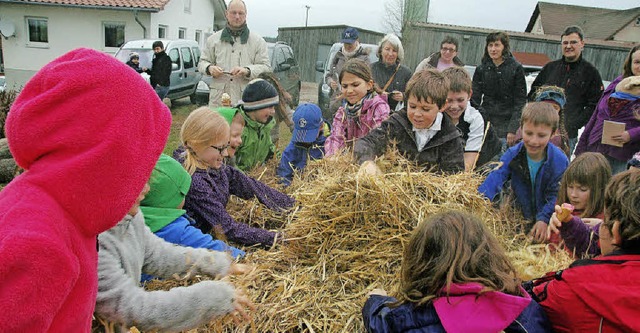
[[235, 111, 276, 171]]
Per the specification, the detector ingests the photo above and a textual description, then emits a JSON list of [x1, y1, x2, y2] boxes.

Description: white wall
[[613, 19, 640, 43], [0, 3, 151, 88], [150, 0, 217, 48]]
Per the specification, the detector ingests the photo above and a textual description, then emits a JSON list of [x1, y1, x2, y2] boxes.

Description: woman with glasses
[[471, 31, 526, 154], [173, 107, 295, 247], [414, 36, 465, 73]]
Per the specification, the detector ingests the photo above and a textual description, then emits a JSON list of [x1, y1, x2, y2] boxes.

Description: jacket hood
[[433, 282, 531, 333], [563, 254, 640, 331], [6, 48, 172, 236]]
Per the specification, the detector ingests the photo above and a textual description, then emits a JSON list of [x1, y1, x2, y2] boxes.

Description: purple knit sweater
[[560, 216, 601, 258], [174, 149, 294, 246]]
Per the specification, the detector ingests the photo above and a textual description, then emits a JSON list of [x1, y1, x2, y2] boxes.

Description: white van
[[115, 39, 202, 102]]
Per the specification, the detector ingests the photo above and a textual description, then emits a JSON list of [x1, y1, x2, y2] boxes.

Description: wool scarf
[[220, 23, 249, 45]]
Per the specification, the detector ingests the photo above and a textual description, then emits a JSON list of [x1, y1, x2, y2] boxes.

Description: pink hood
[[433, 282, 531, 333], [6, 48, 171, 236]]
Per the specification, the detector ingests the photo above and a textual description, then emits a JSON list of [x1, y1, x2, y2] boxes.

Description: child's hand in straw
[[368, 288, 387, 297], [358, 160, 382, 177], [529, 221, 548, 243], [229, 289, 255, 324], [228, 263, 252, 276]]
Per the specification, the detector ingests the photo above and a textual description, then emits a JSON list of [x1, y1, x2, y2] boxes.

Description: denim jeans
[[155, 85, 170, 100]]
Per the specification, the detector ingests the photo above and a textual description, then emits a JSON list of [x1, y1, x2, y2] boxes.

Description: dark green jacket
[[235, 110, 276, 171]]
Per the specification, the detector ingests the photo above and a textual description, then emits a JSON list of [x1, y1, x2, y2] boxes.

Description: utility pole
[[305, 5, 311, 27]]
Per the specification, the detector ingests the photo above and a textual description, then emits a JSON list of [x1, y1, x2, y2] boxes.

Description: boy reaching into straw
[[354, 68, 464, 174]]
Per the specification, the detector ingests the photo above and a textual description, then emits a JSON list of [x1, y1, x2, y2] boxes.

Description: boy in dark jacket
[[355, 68, 464, 174], [147, 40, 172, 99], [478, 102, 569, 243], [277, 103, 326, 186]]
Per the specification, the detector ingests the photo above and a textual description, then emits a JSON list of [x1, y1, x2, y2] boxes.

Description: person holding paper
[[575, 46, 640, 174]]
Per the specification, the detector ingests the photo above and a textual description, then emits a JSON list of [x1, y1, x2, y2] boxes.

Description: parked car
[[194, 41, 301, 107], [0, 75, 5, 93], [114, 39, 202, 102], [315, 42, 379, 116]]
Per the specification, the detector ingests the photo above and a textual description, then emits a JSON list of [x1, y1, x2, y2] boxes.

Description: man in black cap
[[325, 27, 371, 117]]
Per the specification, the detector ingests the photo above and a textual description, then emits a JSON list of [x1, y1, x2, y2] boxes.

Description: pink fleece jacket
[[0, 48, 171, 332]]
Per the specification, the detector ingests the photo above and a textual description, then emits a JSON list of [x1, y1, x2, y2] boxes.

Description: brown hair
[[520, 102, 559, 133], [396, 210, 522, 307], [180, 107, 230, 175], [404, 69, 450, 109], [557, 152, 611, 218], [442, 66, 472, 94], [482, 32, 511, 61], [623, 45, 640, 78], [603, 169, 640, 252], [339, 58, 374, 93]]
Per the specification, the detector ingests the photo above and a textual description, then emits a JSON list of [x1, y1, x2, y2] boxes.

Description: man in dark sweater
[[528, 25, 604, 154], [147, 40, 172, 99]]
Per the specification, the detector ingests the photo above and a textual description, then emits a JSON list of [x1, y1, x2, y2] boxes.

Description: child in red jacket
[[529, 169, 640, 332]]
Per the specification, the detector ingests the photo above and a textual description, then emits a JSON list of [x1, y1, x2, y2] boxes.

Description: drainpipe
[[134, 10, 147, 39]]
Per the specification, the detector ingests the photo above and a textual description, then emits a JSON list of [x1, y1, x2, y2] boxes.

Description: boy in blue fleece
[[277, 103, 326, 186], [140, 154, 244, 258], [478, 102, 569, 243]]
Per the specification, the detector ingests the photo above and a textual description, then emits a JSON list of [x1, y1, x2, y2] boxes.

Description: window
[[27, 17, 48, 45], [178, 28, 186, 39], [184, 0, 191, 13], [283, 46, 297, 65], [273, 48, 287, 71], [181, 47, 193, 69], [158, 25, 167, 39], [103, 22, 125, 48], [195, 30, 202, 44], [635, 16, 640, 26], [168, 48, 181, 70], [192, 47, 201, 64]]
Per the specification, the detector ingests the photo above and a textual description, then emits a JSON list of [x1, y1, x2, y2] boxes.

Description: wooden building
[[278, 25, 384, 82], [403, 22, 637, 81]]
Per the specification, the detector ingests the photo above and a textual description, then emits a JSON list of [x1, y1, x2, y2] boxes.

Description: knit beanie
[[140, 154, 191, 232], [535, 89, 566, 109], [216, 106, 239, 125], [6, 48, 171, 235], [240, 78, 279, 112]]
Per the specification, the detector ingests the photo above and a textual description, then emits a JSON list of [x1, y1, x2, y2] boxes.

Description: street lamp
[[305, 5, 311, 27]]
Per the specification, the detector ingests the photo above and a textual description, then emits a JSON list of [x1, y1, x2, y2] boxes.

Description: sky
[[242, 0, 640, 38]]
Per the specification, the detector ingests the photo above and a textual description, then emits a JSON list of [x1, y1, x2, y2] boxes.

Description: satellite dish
[[0, 20, 16, 38]]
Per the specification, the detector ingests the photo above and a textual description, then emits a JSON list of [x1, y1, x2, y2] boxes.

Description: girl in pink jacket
[[325, 58, 390, 156]]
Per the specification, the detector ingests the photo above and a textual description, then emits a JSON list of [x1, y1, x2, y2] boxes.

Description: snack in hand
[[557, 203, 575, 222], [221, 93, 232, 107]]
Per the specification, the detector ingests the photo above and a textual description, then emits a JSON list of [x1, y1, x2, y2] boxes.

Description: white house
[[0, 0, 227, 89]]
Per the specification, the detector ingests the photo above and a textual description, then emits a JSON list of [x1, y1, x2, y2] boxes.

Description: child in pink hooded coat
[[0, 48, 171, 332]]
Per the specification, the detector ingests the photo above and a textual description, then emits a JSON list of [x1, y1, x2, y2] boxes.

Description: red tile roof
[[3, 0, 170, 11], [512, 52, 552, 67]]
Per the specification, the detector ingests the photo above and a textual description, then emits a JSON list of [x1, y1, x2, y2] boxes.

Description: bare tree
[[382, 0, 429, 36]]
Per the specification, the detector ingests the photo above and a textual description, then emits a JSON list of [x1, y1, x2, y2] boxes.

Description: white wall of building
[[150, 0, 217, 48], [0, 3, 151, 88]]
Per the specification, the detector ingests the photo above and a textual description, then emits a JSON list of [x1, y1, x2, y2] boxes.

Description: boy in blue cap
[[277, 103, 326, 186]]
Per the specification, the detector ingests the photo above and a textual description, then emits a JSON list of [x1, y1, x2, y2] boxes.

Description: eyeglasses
[[210, 143, 230, 154], [441, 47, 457, 53]]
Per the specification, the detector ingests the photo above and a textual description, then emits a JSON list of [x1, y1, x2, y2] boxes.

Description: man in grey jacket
[[198, 0, 271, 107]]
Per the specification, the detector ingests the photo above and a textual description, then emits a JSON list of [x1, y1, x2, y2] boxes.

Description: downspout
[[134, 10, 147, 39]]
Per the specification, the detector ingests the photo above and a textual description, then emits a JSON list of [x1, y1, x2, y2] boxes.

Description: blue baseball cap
[[292, 103, 323, 143], [341, 27, 359, 44]]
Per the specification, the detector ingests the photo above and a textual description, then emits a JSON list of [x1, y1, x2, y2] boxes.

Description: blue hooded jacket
[[276, 135, 326, 186], [478, 141, 568, 224]]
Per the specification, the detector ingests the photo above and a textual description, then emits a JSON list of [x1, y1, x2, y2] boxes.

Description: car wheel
[[190, 92, 197, 105]]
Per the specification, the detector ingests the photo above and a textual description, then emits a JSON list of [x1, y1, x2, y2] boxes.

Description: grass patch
[[164, 99, 199, 155]]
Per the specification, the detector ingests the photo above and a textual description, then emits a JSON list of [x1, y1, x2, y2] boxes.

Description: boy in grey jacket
[[95, 184, 253, 332]]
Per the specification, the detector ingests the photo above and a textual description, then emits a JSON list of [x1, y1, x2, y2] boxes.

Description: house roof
[[512, 52, 551, 67], [0, 0, 171, 11], [525, 2, 640, 40]]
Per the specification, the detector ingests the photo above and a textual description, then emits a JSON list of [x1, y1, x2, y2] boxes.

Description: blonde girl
[[175, 107, 294, 247]]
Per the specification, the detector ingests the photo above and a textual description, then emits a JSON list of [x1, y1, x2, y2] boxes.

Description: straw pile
[[97, 150, 574, 332]]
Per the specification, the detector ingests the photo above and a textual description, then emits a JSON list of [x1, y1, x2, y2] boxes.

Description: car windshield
[[114, 49, 154, 69]]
